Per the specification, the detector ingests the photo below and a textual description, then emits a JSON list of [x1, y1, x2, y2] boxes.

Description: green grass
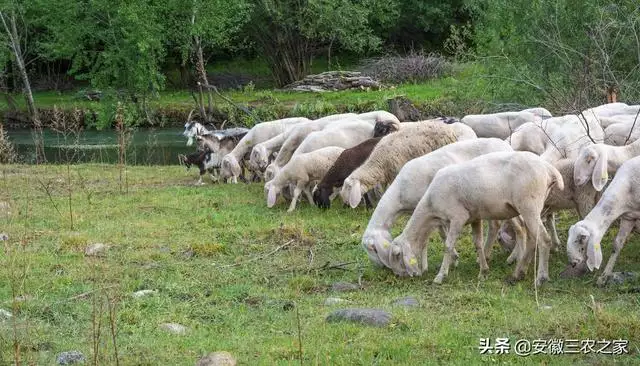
[[0, 164, 639, 365]]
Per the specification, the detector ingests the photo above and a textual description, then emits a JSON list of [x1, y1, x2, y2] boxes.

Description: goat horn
[[220, 119, 227, 129], [186, 109, 195, 122]]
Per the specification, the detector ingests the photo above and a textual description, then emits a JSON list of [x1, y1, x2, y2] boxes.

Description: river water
[[7, 128, 195, 165]]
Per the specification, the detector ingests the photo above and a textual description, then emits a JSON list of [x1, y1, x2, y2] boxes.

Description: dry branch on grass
[[282, 71, 383, 92]]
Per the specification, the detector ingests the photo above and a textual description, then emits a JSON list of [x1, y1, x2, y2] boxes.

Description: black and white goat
[[178, 151, 220, 185]]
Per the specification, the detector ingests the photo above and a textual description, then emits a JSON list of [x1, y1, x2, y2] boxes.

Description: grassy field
[[0, 164, 639, 365]]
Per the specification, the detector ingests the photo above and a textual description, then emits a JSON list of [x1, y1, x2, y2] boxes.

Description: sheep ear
[[591, 152, 608, 191], [267, 186, 277, 208], [586, 239, 603, 271], [348, 180, 362, 208]]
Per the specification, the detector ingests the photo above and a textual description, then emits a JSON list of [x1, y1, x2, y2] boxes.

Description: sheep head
[[574, 145, 608, 190], [266, 181, 281, 208], [388, 233, 425, 277], [566, 221, 603, 271], [221, 155, 241, 180], [250, 145, 269, 170], [361, 229, 394, 268], [341, 177, 367, 208], [264, 163, 278, 182]]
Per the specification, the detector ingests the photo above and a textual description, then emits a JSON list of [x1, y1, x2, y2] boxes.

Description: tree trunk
[[191, 5, 214, 123], [0, 10, 45, 163]]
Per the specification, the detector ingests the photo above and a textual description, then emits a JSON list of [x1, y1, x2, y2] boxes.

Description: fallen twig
[[219, 240, 294, 268]]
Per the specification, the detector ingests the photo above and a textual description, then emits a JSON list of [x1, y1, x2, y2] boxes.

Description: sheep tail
[[546, 162, 565, 192]]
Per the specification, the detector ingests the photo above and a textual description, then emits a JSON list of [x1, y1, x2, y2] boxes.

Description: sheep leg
[[433, 220, 464, 285], [363, 191, 373, 209], [232, 175, 238, 184], [437, 226, 459, 267], [483, 220, 501, 261], [304, 187, 314, 205], [545, 213, 561, 252], [195, 175, 203, 185], [506, 217, 526, 265], [472, 220, 489, 280], [520, 212, 551, 286], [597, 219, 635, 287], [287, 184, 303, 213]]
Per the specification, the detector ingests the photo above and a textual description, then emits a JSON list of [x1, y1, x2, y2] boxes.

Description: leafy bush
[[359, 51, 451, 84]]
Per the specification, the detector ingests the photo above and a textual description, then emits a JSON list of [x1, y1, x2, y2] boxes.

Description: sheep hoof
[[478, 270, 489, 281], [432, 274, 445, 285], [535, 275, 550, 287], [504, 274, 521, 285]]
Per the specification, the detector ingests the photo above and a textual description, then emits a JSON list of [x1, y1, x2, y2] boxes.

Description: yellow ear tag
[[602, 172, 608, 180], [593, 242, 600, 251], [382, 241, 390, 249], [409, 257, 418, 266]]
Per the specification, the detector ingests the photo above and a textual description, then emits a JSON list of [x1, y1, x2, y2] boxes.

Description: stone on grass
[[392, 296, 419, 308], [0, 308, 13, 319], [331, 282, 359, 292], [131, 289, 158, 298], [324, 297, 351, 306], [56, 350, 86, 365], [84, 243, 109, 257], [326, 308, 392, 327], [609, 271, 638, 285], [160, 322, 187, 335], [196, 351, 237, 366]]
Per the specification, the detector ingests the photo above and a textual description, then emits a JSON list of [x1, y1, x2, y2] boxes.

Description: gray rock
[[196, 351, 237, 366], [609, 271, 639, 285], [0, 308, 12, 319], [160, 322, 187, 335], [324, 297, 351, 306], [56, 350, 86, 365], [326, 308, 392, 327], [84, 243, 109, 257], [131, 290, 157, 298], [331, 282, 359, 292], [392, 296, 419, 308], [0, 232, 8, 241]]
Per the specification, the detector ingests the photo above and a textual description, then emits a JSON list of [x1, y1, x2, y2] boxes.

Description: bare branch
[[624, 108, 640, 146]]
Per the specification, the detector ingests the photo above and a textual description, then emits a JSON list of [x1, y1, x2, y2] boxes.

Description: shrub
[[359, 51, 451, 84]]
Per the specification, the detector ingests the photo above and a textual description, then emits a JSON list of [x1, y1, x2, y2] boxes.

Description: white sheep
[[498, 158, 601, 260], [566, 155, 640, 286], [582, 103, 639, 119], [460, 111, 541, 139], [341, 120, 463, 209], [598, 113, 640, 129], [388, 151, 564, 286], [573, 137, 640, 191], [509, 114, 604, 162], [361, 138, 513, 270], [249, 132, 287, 172], [265, 111, 400, 181], [265, 146, 345, 212], [220, 117, 309, 183], [291, 120, 380, 156], [603, 121, 640, 146], [448, 122, 477, 140]]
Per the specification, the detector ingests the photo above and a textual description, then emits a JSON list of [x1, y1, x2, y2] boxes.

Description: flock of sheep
[[179, 103, 640, 287]]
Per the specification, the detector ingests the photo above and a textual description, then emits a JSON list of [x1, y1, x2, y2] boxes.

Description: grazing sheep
[[178, 151, 219, 185], [340, 120, 462, 209], [460, 111, 541, 139], [582, 103, 639, 119], [573, 137, 640, 191], [360, 138, 513, 270], [498, 158, 601, 259], [220, 117, 310, 183], [292, 120, 382, 157], [603, 121, 640, 146], [388, 151, 563, 286], [566, 155, 640, 286], [312, 137, 384, 209], [509, 114, 604, 162], [249, 133, 286, 172], [265, 111, 400, 181], [265, 146, 345, 212]]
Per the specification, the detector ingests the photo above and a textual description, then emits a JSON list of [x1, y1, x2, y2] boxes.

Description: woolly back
[[354, 122, 459, 186]]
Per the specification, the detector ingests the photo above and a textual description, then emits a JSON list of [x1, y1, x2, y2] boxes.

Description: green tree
[[247, 0, 399, 86], [470, 0, 640, 110]]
